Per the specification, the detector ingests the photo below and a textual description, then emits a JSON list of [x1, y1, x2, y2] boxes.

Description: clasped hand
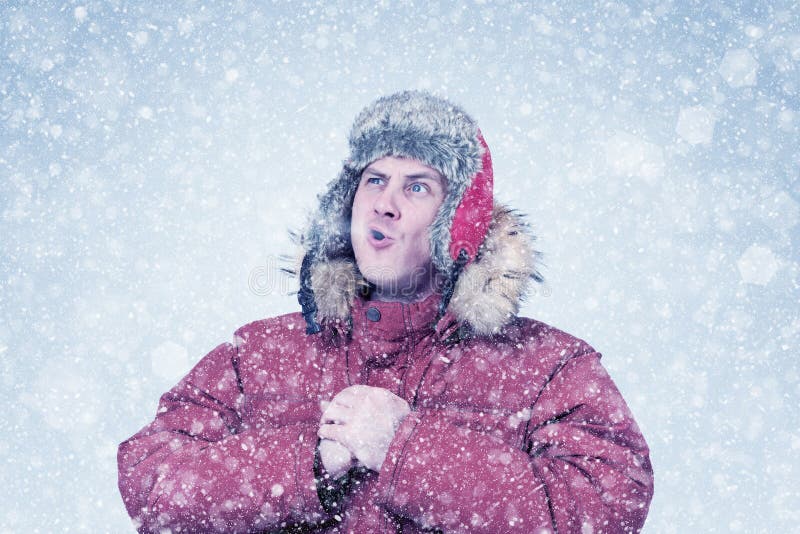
[[317, 385, 411, 477]]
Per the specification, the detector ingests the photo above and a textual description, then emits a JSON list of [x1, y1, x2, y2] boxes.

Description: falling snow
[[150, 341, 190, 381], [1, 1, 798, 532]]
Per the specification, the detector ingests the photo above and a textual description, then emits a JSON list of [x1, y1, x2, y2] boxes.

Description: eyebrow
[[405, 172, 442, 181], [363, 168, 443, 183]]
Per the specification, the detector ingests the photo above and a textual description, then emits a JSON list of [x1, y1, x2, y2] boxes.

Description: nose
[[373, 187, 399, 219]]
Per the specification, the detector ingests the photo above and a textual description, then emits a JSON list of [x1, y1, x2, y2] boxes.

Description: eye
[[366, 176, 384, 186], [409, 183, 428, 194]]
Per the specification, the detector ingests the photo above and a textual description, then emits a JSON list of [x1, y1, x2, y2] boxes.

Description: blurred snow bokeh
[[719, 48, 759, 88], [1, 1, 798, 531], [676, 105, 716, 145]]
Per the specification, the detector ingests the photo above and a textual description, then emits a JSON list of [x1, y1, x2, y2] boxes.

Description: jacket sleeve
[[374, 350, 654, 533], [117, 340, 330, 533]]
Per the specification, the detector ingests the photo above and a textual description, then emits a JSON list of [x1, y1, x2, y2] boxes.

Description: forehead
[[363, 156, 445, 183]]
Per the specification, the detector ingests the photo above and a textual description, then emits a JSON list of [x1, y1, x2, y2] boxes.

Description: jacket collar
[[351, 293, 441, 341], [342, 293, 440, 369]]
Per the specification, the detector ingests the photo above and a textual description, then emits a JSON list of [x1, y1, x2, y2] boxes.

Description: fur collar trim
[[307, 202, 542, 336]]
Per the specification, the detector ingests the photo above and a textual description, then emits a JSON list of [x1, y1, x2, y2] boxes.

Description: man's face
[[350, 156, 446, 301]]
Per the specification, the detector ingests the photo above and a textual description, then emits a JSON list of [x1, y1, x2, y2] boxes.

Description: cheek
[[408, 228, 433, 265], [350, 194, 368, 227], [352, 186, 368, 211], [407, 206, 439, 260]]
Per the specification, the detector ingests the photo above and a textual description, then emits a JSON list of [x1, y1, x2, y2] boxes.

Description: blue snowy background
[[1, 1, 798, 531]]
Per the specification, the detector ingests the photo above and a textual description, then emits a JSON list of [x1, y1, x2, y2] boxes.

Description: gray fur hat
[[306, 90, 488, 272]]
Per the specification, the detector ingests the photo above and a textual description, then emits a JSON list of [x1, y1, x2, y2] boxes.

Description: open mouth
[[367, 228, 393, 249]]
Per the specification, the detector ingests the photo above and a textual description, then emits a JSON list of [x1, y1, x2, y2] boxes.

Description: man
[[118, 91, 654, 533]]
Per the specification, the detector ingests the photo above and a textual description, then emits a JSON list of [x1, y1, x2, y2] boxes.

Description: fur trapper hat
[[298, 90, 542, 335]]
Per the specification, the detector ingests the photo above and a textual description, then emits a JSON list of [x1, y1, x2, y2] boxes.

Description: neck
[[370, 285, 438, 303], [367, 268, 444, 303]]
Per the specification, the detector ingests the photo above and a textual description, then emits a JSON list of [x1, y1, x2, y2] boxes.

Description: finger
[[328, 393, 354, 408], [318, 423, 349, 446], [331, 384, 372, 405], [327, 393, 354, 409], [320, 403, 352, 425], [319, 438, 350, 454], [318, 439, 354, 478], [318, 439, 353, 460]]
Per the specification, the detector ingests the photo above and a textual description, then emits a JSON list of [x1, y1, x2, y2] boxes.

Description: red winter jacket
[[118, 294, 653, 533]]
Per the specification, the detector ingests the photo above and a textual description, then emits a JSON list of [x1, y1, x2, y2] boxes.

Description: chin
[[359, 265, 403, 288], [361, 265, 437, 301]]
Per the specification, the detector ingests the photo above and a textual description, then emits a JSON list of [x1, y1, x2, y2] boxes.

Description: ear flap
[[448, 204, 543, 335], [448, 132, 494, 264]]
